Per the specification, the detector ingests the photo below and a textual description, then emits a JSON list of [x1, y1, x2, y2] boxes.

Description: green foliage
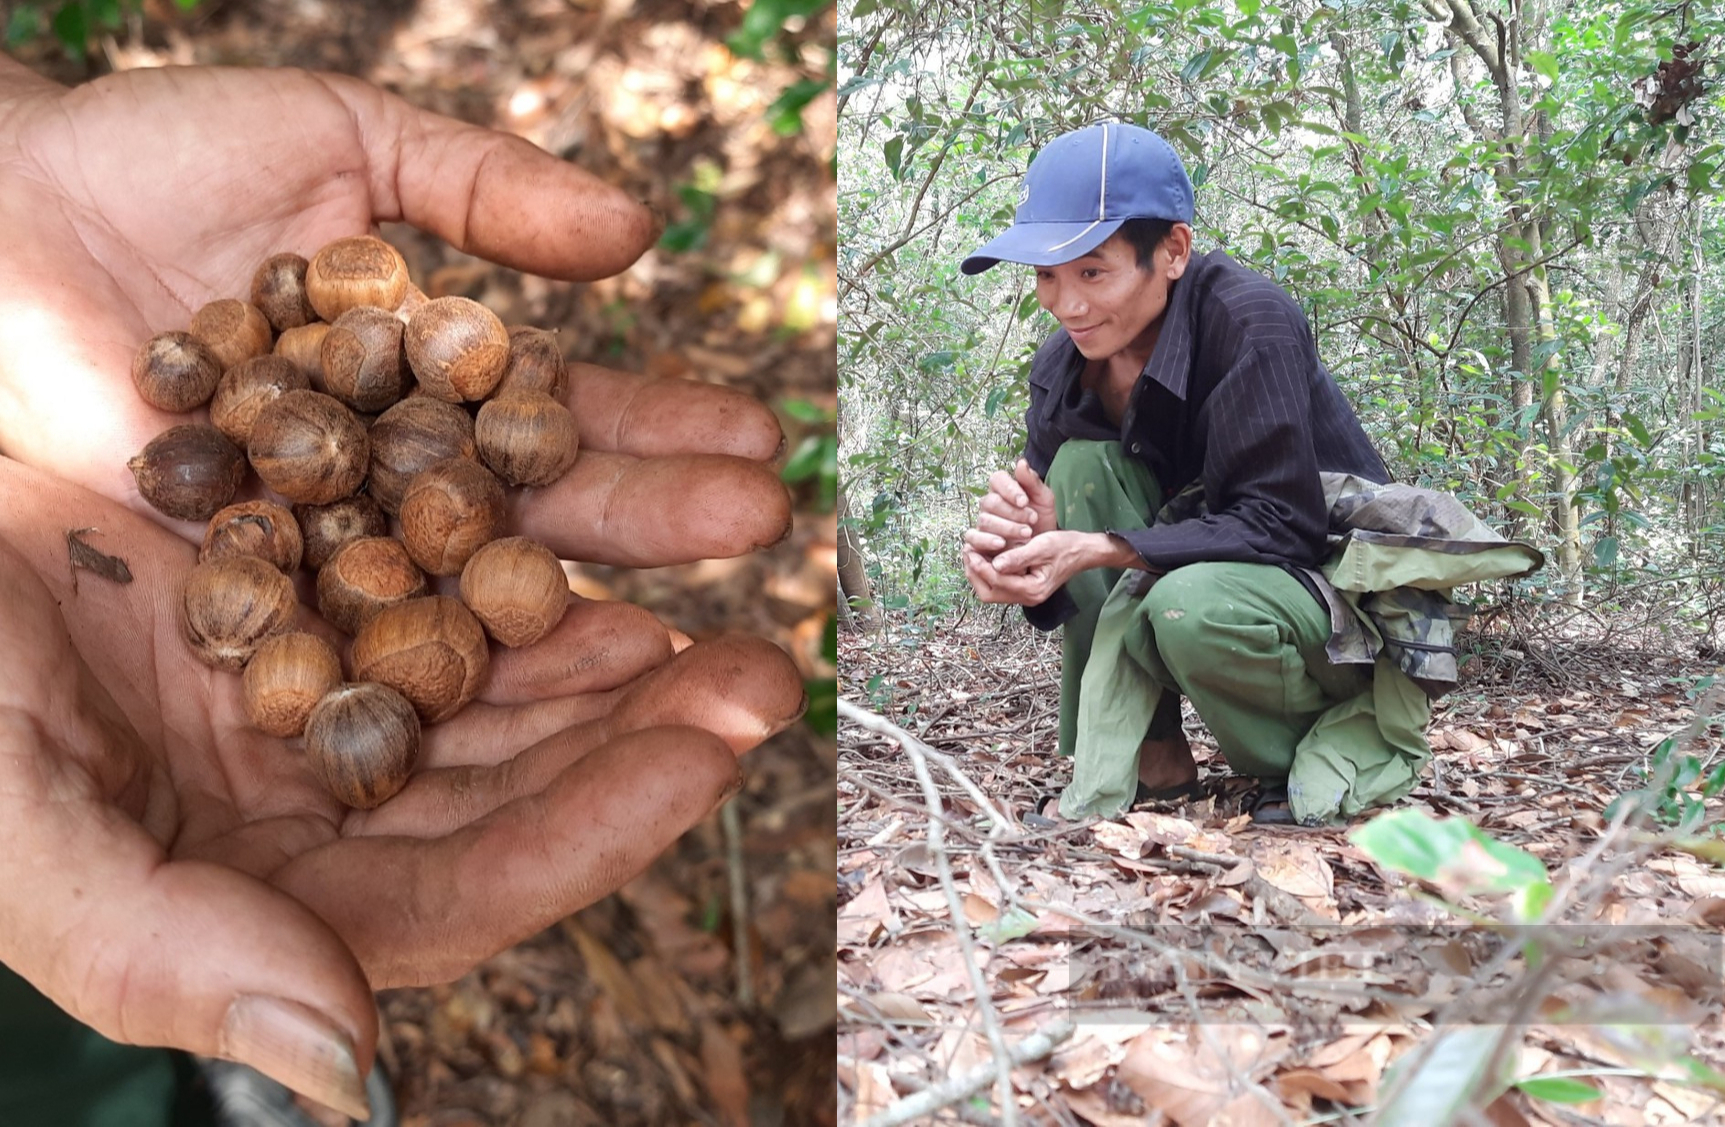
[[658, 180, 720, 254], [782, 398, 838, 513], [4, 0, 198, 57], [840, 0, 1725, 624], [1351, 807, 1553, 921], [727, 0, 828, 60], [1514, 1076, 1604, 1104]]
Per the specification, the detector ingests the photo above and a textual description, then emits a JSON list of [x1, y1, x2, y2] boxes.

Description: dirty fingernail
[[219, 995, 369, 1122], [786, 688, 810, 724]]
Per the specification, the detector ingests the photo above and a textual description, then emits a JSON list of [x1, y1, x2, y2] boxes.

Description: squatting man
[[959, 122, 1538, 826]]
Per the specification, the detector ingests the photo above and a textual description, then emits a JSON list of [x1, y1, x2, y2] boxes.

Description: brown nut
[[189, 298, 274, 371], [317, 536, 429, 635], [458, 536, 569, 647], [131, 331, 223, 412], [128, 423, 246, 522], [350, 595, 490, 722], [274, 323, 332, 391], [475, 390, 578, 487], [305, 236, 410, 322], [321, 305, 410, 413], [398, 457, 505, 576], [248, 389, 369, 504], [210, 354, 311, 447], [180, 554, 297, 671], [250, 253, 317, 332], [304, 682, 421, 809], [200, 500, 304, 572], [294, 494, 388, 571], [404, 296, 509, 402], [497, 326, 568, 399], [367, 397, 477, 515], [241, 631, 343, 737]]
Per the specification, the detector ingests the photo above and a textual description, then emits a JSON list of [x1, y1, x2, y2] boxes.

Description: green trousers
[[0, 963, 214, 1127], [1045, 440, 1431, 825]]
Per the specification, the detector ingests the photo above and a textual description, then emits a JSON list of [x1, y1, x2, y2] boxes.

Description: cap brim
[[959, 218, 1126, 275]]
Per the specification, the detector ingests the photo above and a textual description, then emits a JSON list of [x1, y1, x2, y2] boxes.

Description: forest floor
[[838, 607, 1725, 1126], [12, 1, 837, 1124]]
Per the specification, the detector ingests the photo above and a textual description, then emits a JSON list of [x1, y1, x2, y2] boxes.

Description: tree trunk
[[1526, 237, 1583, 605], [837, 482, 882, 632]]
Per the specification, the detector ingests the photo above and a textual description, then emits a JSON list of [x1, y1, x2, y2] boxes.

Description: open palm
[[0, 61, 790, 561], [0, 59, 806, 1118], [0, 456, 804, 1117]]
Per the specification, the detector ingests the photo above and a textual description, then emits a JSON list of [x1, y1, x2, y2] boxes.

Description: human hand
[[962, 459, 1057, 557], [0, 457, 805, 1119], [0, 59, 790, 562], [962, 529, 1076, 605]]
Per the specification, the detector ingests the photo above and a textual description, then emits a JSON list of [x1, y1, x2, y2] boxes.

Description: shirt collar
[[1141, 261, 1196, 400], [1026, 252, 1201, 401]]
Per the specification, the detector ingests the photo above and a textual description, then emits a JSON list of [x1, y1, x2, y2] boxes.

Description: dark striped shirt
[[1021, 247, 1388, 630]]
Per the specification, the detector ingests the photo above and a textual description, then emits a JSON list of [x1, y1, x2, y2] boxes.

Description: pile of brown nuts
[[128, 235, 580, 810]]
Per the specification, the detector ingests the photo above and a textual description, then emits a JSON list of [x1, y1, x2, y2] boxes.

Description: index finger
[[327, 74, 657, 282], [988, 469, 1029, 509]]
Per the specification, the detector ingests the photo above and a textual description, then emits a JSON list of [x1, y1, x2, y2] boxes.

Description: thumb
[[1016, 459, 1054, 504], [0, 801, 377, 1119], [326, 73, 659, 282]]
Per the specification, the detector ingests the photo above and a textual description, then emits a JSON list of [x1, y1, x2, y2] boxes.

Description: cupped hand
[[966, 459, 1056, 555], [0, 457, 806, 1118], [0, 59, 790, 562]]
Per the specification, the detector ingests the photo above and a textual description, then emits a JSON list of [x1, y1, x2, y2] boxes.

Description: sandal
[[1247, 781, 1298, 826], [1134, 778, 1207, 806], [1023, 791, 1070, 829]]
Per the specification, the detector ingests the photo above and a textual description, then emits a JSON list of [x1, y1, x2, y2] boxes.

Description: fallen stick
[[856, 1019, 1076, 1127]]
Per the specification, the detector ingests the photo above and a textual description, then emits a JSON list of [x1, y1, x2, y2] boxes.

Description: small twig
[[841, 697, 1019, 1123], [857, 1020, 1076, 1127], [840, 699, 1015, 834], [720, 800, 752, 1006]]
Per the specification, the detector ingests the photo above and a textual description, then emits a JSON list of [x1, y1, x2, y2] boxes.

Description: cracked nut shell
[[200, 500, 304, 572]]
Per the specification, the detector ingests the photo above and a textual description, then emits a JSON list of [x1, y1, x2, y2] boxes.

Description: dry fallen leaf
[[1115, 1026, 1284, 1127], [1248, 838, 1335, 900], [1093, 820, 1150, 859]]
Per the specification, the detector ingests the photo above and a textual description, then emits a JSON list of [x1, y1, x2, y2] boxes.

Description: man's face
[[1033, 226, 1190, 362]]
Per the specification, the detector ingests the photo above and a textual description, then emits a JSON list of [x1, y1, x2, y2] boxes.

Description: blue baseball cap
[[961, 122, 1195, 275]]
